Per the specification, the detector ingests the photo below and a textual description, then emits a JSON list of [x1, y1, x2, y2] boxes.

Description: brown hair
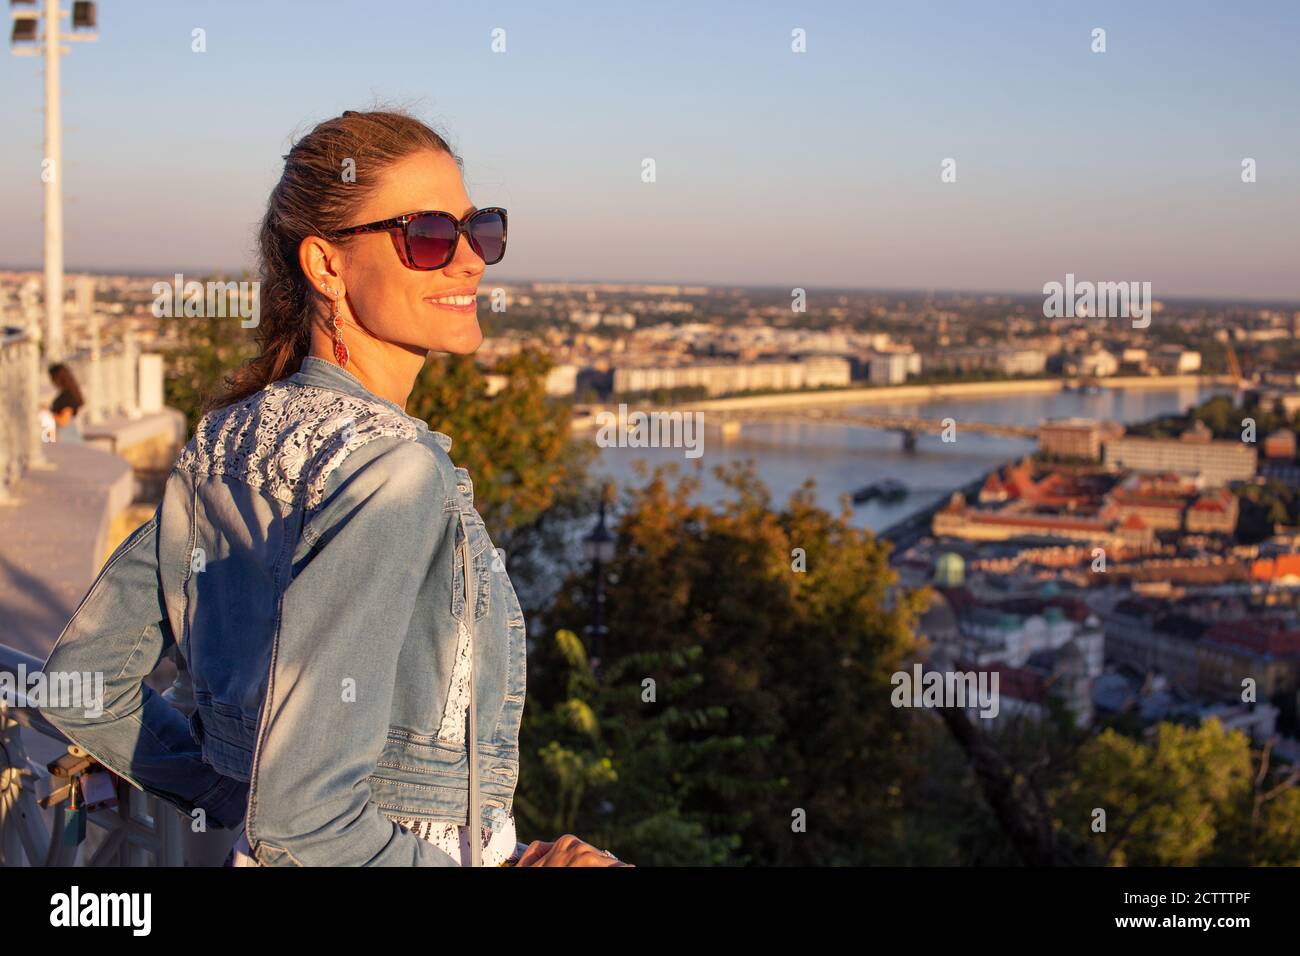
[[48, 363, 84, 410], [205, 108, 461, 413]]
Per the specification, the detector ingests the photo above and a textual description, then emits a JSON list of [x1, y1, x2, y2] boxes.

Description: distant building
[[1040, 418, 1104, 461], [1000, 348, 1048, 377], [611, 356, 852, 398], [866, 351, 914, 385], [1148, 346, 1202, 375], [933, 592, 1104, 728], [1103, 600, 1205, 692], [1107, 472, 1196, 531], [935, 461, 1236, 544], [1069, 350, 1119, 378], [1184, 490, 1238, 534], [484, 363, 577, 397], [543, 364, 578, 396], [916, 590, 959, 660], [929, 346, 1046, 378], [1251, 553, 1300, 584], [1106, 473, 1238, 535], [1103, 426, 1257, 486], [1262, 370, 1300, 390], [1102, 601, 1300, 703], [1198, 621, 1300, 701], [933, 552, 965, 587], [934, 491, 1126, 545], [1264, 429, 1296, 460], [1276, 392, 1300, 419]]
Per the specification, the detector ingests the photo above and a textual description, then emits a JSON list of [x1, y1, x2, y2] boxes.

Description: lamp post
[[9, 0, 100, 362], [582, 494, 616, 675]]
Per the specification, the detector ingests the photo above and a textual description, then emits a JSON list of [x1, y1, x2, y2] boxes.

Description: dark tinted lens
[[467, 211, 506, 263], [407, 213, 458, 268]]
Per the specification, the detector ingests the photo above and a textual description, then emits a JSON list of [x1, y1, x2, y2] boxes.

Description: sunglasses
[[333, 207, 507, 270]]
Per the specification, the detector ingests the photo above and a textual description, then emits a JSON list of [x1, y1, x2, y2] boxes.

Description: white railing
[[0, 327, 157, 502], [62, 335, 141, 425], [0, 328, 44, 503], [0, 645, 190, 867]]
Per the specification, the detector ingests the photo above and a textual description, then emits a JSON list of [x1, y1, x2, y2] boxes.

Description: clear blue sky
[[1, 0, 1296, 299]]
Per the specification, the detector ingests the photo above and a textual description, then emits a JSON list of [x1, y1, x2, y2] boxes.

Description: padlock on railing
[[64, 777, 86, 847], [40, 744, 121, 847]]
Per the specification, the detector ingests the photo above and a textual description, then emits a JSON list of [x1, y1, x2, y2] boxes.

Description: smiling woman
[[207, 115, 498, 411], [41, 107, 626, 869]]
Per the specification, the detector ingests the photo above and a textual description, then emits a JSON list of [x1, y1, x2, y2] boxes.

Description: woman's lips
[[426, 295, 478, 313]]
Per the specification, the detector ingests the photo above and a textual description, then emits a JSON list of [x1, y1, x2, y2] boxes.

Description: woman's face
[[328, 149, 487, 356]]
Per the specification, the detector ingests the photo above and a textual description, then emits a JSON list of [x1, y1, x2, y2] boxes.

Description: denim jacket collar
[[288, 355, 453, 454]]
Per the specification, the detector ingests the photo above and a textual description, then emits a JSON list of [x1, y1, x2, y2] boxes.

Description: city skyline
[[1, 1, 1298, 299], [4, 268, 1298, 309]]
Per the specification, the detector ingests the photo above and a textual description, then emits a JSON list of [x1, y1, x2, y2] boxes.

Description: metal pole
[[20, 280, 47, 470], [593, 560, 606, 668], [43, 0, 64, 362]]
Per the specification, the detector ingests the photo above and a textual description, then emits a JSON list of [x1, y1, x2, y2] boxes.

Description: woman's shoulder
[[176, 379, 438, 510]]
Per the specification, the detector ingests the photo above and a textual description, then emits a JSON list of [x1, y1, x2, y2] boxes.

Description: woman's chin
[[436, 327, 484, 355]]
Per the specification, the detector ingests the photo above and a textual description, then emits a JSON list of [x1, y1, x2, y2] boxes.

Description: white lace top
[[385, 616, 518, 865]]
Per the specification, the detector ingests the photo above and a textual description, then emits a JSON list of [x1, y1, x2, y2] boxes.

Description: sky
[[1, 0, 1297, 300]]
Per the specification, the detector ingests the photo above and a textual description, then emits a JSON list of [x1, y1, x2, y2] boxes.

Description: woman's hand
[[515, 834, 632, 867]]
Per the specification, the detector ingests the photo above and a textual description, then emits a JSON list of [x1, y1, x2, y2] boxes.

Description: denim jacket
[[40, 355, 527, 866]]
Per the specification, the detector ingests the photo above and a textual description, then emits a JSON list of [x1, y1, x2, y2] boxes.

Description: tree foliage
[[162, 285, 259, 435], [524, 461, 927, 865], [1054, 721, 1300, 865], [407, 347, 592, 540]]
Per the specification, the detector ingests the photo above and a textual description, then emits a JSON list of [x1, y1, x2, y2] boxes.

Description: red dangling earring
[[324, 285, 349, 368]]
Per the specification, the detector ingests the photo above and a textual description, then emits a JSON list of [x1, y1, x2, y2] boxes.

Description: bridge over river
[[701, 408, 1039, 451]]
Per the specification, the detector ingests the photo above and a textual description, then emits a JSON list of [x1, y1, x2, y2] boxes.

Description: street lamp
[[582, 495, 616, 674], [9, 0, 100, 362]]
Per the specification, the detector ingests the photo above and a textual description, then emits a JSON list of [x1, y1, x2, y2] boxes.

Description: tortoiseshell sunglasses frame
[[332, 207, 508, 270]]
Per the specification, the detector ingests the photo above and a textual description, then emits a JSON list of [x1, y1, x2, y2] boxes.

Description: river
[[590, 383, 1228, 532]]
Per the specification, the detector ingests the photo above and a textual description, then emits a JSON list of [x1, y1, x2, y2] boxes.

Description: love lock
[[42, 745, 120, 847]]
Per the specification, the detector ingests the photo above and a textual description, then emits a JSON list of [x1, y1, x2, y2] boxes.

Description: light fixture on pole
[[9, 0, 99, 362], [582, 496, 616, 674]]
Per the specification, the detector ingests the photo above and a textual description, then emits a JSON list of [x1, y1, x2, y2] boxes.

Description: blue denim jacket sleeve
[[244, 436, 460, 866], [39, 505, 250, 830]]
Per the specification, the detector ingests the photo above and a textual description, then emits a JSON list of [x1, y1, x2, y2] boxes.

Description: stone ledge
[[82, 408, 187, 471], [0, 442, 134, 659]]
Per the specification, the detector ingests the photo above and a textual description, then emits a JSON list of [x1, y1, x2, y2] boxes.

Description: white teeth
[[431, 294, 475, 305]]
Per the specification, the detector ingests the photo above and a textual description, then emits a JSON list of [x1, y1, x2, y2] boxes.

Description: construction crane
[[1222, 339, 1260, 405], [1225, 340, 1244, 388]]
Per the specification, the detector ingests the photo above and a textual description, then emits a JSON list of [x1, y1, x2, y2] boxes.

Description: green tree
[[1234, 479, 1298, 543], [406, 347, 593, 541], [162, 280, 259, 434], [531, 461, 926, 865], [1054, 720, 1300, 865], [515, 629, 748, 865]]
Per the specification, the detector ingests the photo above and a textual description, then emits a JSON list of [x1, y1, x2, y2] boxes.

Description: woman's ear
[[299, 234, 346, 301]]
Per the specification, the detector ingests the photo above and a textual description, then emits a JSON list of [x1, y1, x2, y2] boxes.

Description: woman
[[40, 109, 623, 867], [48, 363, 85, 443]]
